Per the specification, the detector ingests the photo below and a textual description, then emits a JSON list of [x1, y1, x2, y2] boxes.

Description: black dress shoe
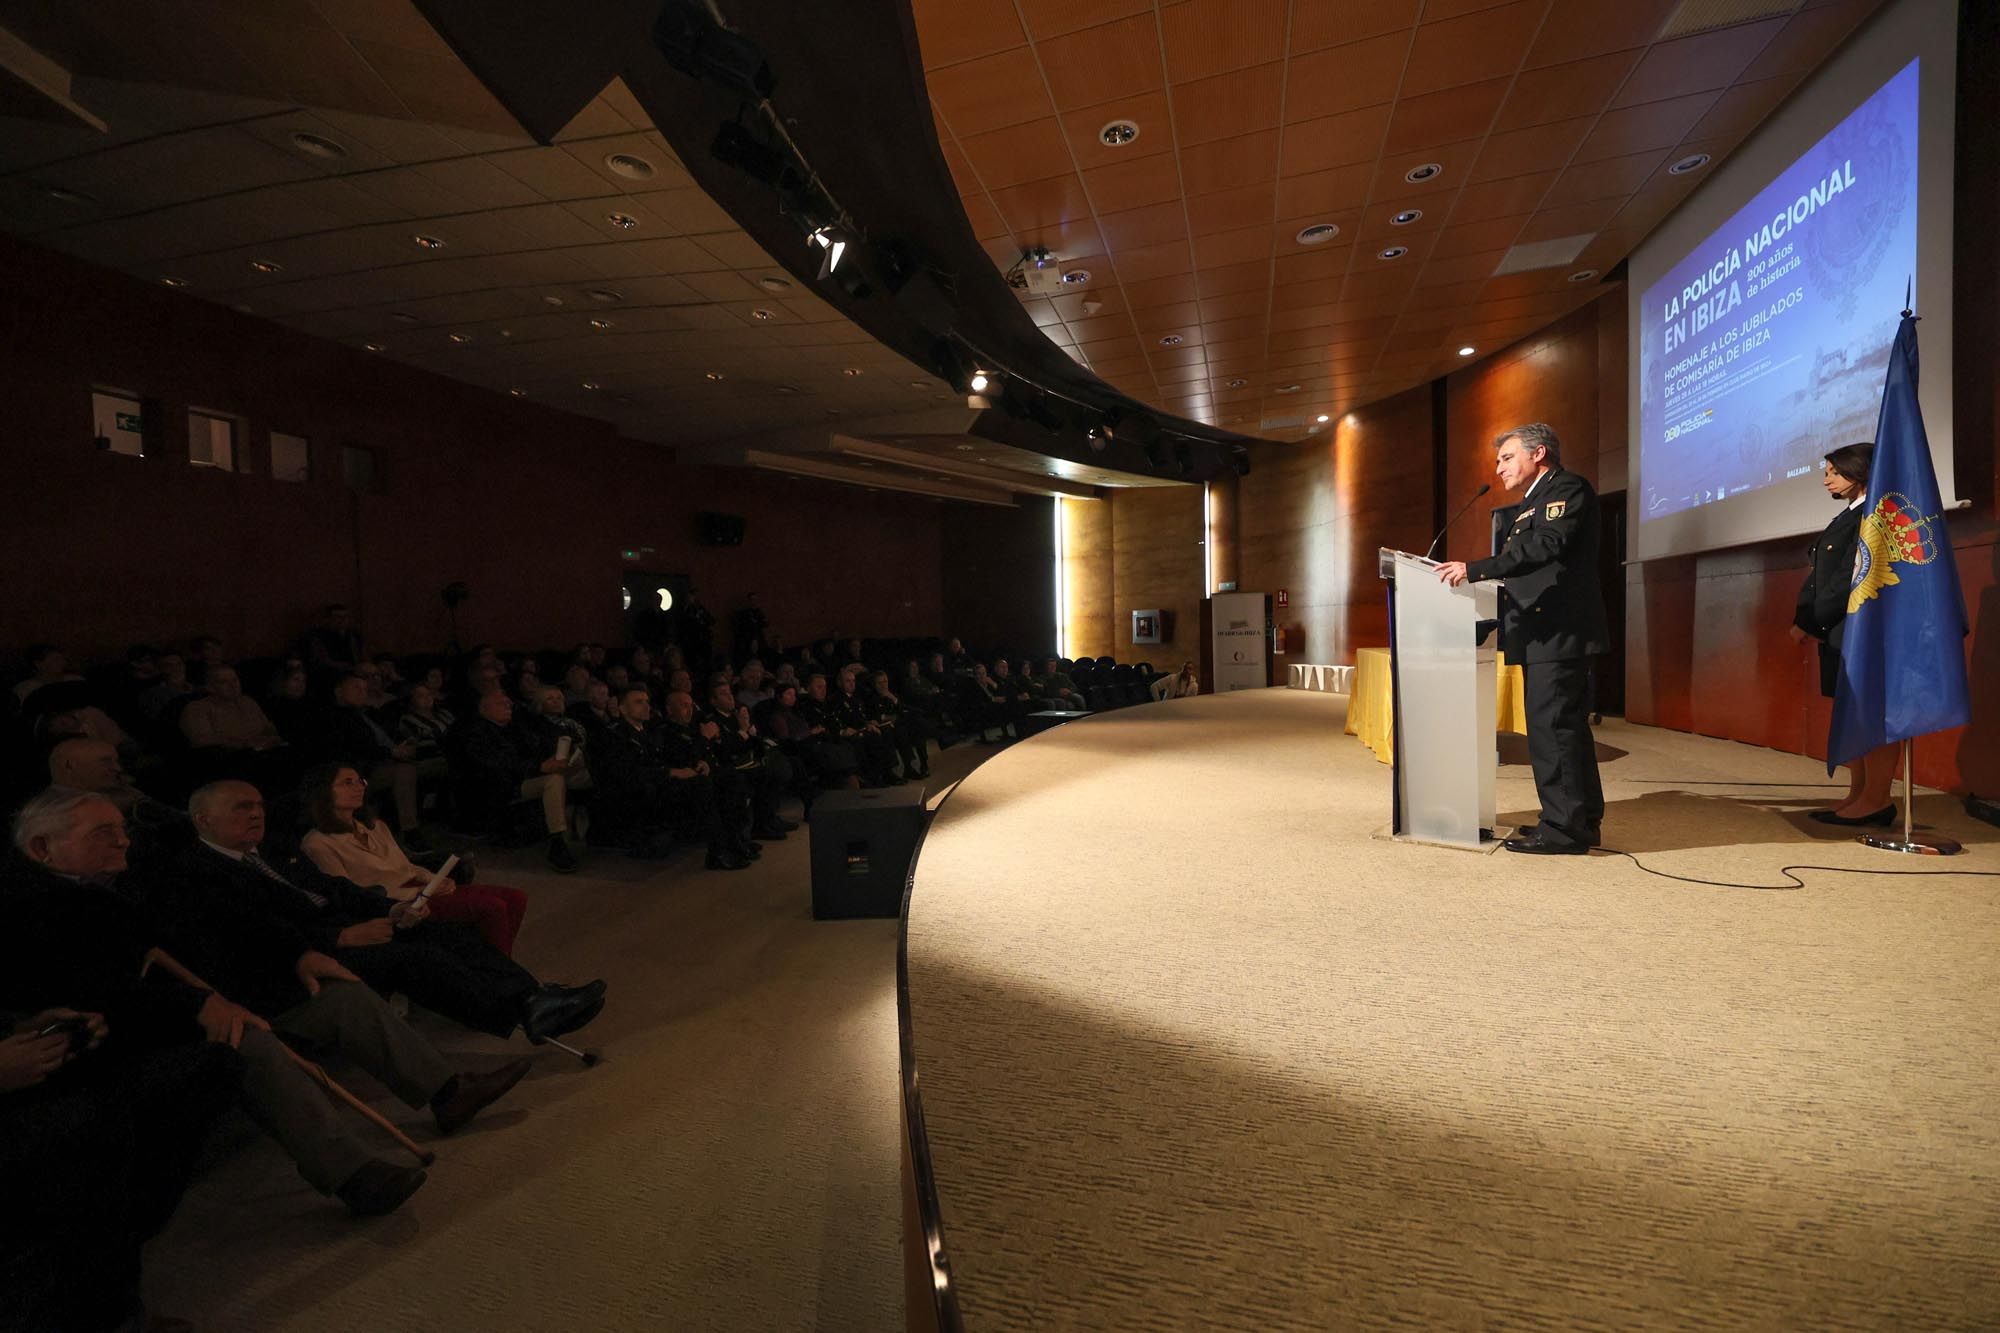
[[705, 848, 751, 871], [735, 837, 762, 859], [521, 990, 603, 1043], [1808, 805, 1896, 827], [432, 1057, 532, 1133], [539, 979, 607, 1001], [546, 837, 579, 874], [752, 823, 789, 841], [337, 1158, 427, 1216], [1502, 832, 1589, 855]]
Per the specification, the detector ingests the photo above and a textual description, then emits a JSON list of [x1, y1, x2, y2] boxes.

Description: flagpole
[[1859, 737, 1963, 856]]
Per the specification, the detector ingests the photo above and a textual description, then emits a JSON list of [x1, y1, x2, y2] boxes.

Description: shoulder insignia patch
[[1543, 500, 1566, 520]]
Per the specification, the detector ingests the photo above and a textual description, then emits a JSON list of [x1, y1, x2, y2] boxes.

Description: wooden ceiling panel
[[1611, 21, 1786, 110], [1400, 2, 1549, 99], [1081, 152, 1185, 212], [1363, 139, 1485, 201], [1161, 0, 1288, 83], [912, 0, 1026, 69], [1290, 0, 1422, 55], [1191, 224, 1272, 269], [1452, 169, 1558, 218], [959, 117, 1073, 190], [927, 48, 1052, 137], [1277, 105, 1393, 177], [1121, 272, 1200, 309], [1284, 32, 1409, 124], [1098, 201, 1189, 251], [1273, 246, 1355, 285], [1179, 131, 1279, 195], [1195, 259, 1271, 297], [1130, 300, 1199, 334], [1540, 149, 1668, 208], [1571, 89, 1720, 163], [1274, 162, 1373, 219], [1112, 239, 1195, 282], [1431, 217, 1528, 260], [1524, 0, 1676, 68], [1742, 0, 1879, 83], [1186, 182, 1276, 237], [1035, 14, 1163, 112], [987, 173, 1094, 231], [1059, 91, 1174, 165], [1492, 50, 1643, 133], [1173, 64, 1285, 147], [1381, 78, 1512, 156], [1016, 0, 1153, 42], [1467, 118, 1592, 182]]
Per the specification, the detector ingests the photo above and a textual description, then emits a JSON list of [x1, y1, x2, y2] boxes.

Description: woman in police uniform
[[1790, 442, 1898, 826]]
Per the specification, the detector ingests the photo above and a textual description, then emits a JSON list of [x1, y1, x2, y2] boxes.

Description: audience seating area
[[0, 607, 1169, 1332]]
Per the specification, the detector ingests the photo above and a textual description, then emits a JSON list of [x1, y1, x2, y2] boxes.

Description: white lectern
[[1378, 548, 1500, 849]]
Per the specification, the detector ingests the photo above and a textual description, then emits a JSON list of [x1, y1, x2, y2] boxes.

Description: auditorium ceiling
[[912, 0, 1886, 436], [0, 0, 1886, 484]]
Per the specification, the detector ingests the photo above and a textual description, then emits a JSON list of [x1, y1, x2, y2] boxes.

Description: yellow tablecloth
[[1343, 646, 1527, 764]]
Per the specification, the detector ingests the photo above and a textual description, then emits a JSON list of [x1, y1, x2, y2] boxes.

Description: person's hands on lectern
[[1436, 561, 1470, 587]]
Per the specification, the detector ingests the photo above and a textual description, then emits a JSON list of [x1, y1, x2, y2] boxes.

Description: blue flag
[[1827, 312, 1971, 771]]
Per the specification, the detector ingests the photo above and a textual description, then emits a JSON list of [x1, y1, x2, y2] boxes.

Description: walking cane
[[143, 947, 438, 1168]]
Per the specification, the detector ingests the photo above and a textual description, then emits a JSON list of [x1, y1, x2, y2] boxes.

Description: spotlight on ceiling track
[[810, 226, 848, 279], [654, 0, 774, 97], [1230, 446, 1251, 478], [968, 371, 991, 394]]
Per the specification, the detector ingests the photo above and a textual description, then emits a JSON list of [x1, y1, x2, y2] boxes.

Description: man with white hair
[[6, 788, 531, 1216]]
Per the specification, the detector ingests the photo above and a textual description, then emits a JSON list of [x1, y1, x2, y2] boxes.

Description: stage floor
[[905, 689, 2000, 1330]]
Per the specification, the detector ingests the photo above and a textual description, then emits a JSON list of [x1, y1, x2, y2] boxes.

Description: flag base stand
[[1858, 739, 1963, 857]]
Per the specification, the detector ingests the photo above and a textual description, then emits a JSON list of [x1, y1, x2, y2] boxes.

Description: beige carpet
[[142, 741, 999, 1332], [905, 690, 2000, 1330]]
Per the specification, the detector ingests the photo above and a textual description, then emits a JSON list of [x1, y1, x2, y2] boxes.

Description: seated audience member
[[317, 672, 423, 835], [772, 661, 801, 693], [764, 682, 847, 797], [991, 658, 1035, 717], [666, 667, 694, 698], [27, 683, 142, 766], [1035, 657, 1085, 711], [841, 637, 867, 674], [46, 737, 190, 868], [560, 662, 595, 708], [373, 654, 405, 692], [699, 679, 795, 840], [831, 665, 900, 785], [138, 650, 196, 722], [302, 603, 364, 677], [449, 692, 580, 873], [661, 691, 759, 861], [395, 682, 455, 762], [959, 663, 1014, 740], [734, 659, 772, 712], [0, 992, 237, 1332], [105, 643, 163, 731], [946, 637, 974, 671], [7, 789, 532, 1220], [792, 674, 863, 788], [569, 678, 619, 737], [356, 660, 394, 712], [181, 781, 603, 1041], [263, 664, 316, 745], [524, 685, 591, 774], [510, 659, 545, 709], [13, 643, 83, 705], [187, 634, 227, 687], [1153, 661, 1200, 700], [420, 664, 448, 695], [300, 766, 530, 956], [589, 688, 747, 869], [869, 669, 930, 779], [180, 663, 293, 781]]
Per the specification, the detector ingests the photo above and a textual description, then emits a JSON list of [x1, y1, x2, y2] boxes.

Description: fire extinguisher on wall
[[1273, 625, 1287, 655]]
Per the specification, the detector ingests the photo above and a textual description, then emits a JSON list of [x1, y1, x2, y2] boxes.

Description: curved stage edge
[[896, 689, 2000, 1331]]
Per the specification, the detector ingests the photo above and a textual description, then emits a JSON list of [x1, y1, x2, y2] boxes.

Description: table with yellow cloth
[[1343, 646, 1526, 764]]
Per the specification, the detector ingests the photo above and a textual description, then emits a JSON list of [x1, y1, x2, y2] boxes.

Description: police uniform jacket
[[1463, 467, 1609, 664], [1792, 501, 1865, 697]]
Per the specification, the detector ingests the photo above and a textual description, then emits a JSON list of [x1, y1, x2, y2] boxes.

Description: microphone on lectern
[[1425, 483, 1491, 562]]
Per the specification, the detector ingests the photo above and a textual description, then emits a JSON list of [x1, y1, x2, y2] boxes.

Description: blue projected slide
[[1637, 60, 1918, 523]]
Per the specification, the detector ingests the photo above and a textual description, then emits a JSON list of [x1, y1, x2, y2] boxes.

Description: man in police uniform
[[1437, 423, 1608, 855]]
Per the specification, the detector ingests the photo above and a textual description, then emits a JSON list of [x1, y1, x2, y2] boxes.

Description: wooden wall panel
[[1060, 495, 1114, 660], [1108, 485, 1204, 664]]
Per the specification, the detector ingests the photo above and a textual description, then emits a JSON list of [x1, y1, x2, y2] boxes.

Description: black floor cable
[[1593, 849, 2000, 892]]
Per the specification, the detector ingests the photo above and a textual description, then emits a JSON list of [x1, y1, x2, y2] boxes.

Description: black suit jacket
[[1793, 501, 1864, 696], [1465, 468, 1610, 664]]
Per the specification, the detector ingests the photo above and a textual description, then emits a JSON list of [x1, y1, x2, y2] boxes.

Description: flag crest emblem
[[1847, 491, 1940, 613]]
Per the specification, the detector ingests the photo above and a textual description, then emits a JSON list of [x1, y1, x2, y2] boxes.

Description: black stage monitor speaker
[[699, 511, 746, 546], [810, 786, 928, 919]]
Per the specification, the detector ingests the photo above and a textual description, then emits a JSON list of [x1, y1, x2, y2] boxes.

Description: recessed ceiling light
[[1458, 345, 1476, 357], [413, 235, 447, 251], [969, 372, 991, 393], [1568, 269, 1599, 284], [1316, 414, 1330, 423], [1099, 120, 1140, 147], [249, 259, 283, 273], [1377, 245, 1409, 260], [775, 385, 799, 395], [159, 276, 188, 287], [448, 332, 471, 343], [705, 371, 724, 381], [290, 131, 347, 160], [542, 295, 566, 307], [604, 152, 655, 180], [757, 276, 794, 293], [586, 288, 623, 303], [1296, 223, 1341, 246], [581, 380, 601, 390], [909, 380, 929, 389], [955, 444, 977, 451], [41, 185, 94, 204], [607, 212, 640, 230], [1060, 269, 1093, 286], [1668, 153, 1712, 175], [1159, 334, 1183, 346], [589, 318, 612, 329], [391, 312, 420, 324], [1276, 382, 1302, 393], [497, 329, 513, 338], [1390, 209, 1423, 226], [508, 388, 526, 397], [1405, 162, 1442, 183], [841, 367, 862, 377], [1225, 377, 1248, 388], [751, 308, 777, 321], [362, 342, 384, 352]]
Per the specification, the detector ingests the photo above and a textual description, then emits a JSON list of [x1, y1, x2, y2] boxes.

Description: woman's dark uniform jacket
[[1793, 502, 1865, 697]]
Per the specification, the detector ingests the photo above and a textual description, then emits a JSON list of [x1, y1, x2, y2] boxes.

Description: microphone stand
[[1425, 485, 1491, 561]]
